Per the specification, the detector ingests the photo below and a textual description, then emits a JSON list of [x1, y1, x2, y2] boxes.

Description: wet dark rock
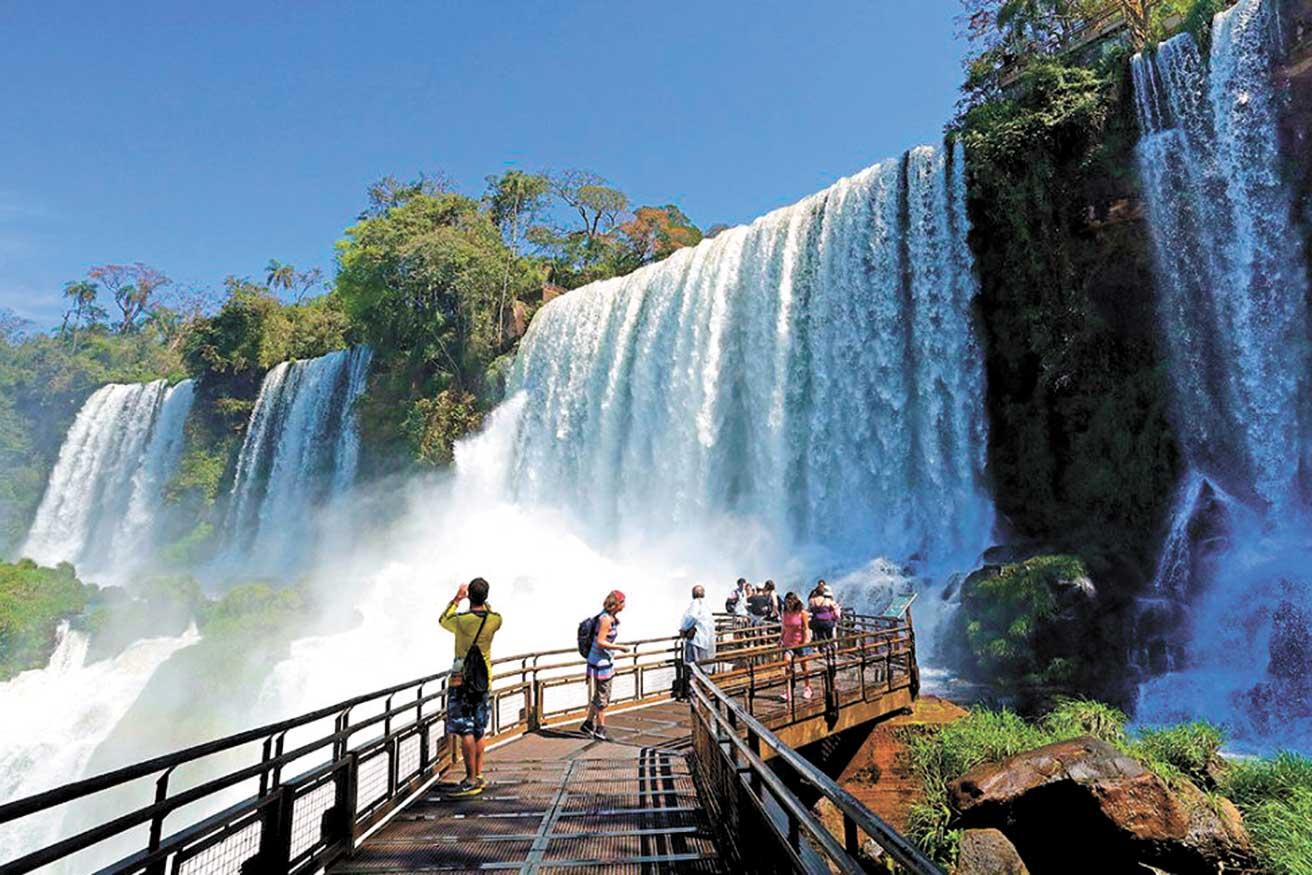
[[948, 737, 1254, 874]]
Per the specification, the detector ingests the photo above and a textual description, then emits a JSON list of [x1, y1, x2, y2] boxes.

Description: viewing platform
[[0, 608, 942, 874]]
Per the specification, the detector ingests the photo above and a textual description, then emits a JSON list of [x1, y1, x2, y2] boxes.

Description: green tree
[[485, 170, 551, 344], [59, 281, 104, 352], [88, 263, 170, 334], [265, 259, 296, 295]]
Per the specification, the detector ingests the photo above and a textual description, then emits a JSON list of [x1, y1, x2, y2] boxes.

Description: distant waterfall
[[21, 380, 194, 583], [0, 622, 198, 864], [1133, 0, 1312, 748], [509, 144, 991, 566], [222, 347, 372, 574]]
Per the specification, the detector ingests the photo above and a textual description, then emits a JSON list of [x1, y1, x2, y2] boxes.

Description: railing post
[[328, 752, 359, 855], [144, 767, 173, 875], [747, 730, 763, 797], [844, 812, 859, 855], [258, 736, 274, 796], [253, 782, 296, 874]]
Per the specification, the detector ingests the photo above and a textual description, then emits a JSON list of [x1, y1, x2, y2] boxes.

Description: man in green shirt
[[440, 577, 502, 795]]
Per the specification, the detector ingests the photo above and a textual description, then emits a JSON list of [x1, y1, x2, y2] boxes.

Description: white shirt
[[680, 598, 716, 652]]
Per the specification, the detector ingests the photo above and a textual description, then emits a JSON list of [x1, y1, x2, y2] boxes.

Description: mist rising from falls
[[509, 144, 991, 569], [1133, 0, 1312, 749], [260, 144, 993, 726], [220, 347, 372, 575], [0, 622, 198, 863], [20, 380, 194, 585]]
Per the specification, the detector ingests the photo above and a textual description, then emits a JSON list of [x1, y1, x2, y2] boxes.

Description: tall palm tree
[[62, 280, 100, 352], [266, 259, 296, 296]]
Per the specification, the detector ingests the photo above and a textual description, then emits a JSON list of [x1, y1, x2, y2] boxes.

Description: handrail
[[688, 660, 943, 874], [0, 609, 924, 875]]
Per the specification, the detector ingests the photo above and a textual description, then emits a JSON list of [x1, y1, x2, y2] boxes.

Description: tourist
[[726, 577, 750, 618], [780, 592, 814, 702], [679, 584, 716, 686], [763, 580, 780, 619], [746, 582, 775, 627], [440, 577, 503, 795], [580, 590, 630, 742], [809, 580, 840, 645]]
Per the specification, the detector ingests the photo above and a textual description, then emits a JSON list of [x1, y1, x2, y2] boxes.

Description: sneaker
[[591, 726, 612, 742], [803, 687, 814, 701], [578, 720, 595, 736], [452, 777, 483, 797], [475, 774, 487, 789]]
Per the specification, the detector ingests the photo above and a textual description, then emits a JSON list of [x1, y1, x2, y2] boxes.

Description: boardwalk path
[[330, 703, 722, 874]]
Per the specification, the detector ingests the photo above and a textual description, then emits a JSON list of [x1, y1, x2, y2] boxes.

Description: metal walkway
[[332, 704, 720, 874], [0, 611, 943, 875]]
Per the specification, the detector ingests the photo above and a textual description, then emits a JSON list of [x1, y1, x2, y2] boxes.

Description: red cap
[[609, 589, 626, 603]]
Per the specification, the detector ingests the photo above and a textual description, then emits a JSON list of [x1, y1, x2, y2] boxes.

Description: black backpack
[[462, 612, 491, 696], [577, 612, 602, 657]]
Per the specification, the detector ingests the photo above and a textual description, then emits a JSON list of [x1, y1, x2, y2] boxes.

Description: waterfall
[[0, 622, 198, 863], [1133, 0, 1312, 748], [1132, 0, 1308, 503], [221, 347, 372, 575], [258, 144, 993, 753], [20, 380, 195, 584], [508, 143, 992, 568]]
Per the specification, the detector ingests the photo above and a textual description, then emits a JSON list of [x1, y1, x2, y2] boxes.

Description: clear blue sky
[[0, 1, 969, 328]]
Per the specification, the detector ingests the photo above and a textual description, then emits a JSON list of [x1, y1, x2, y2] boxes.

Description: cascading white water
[[1133, 0, 1312, 749], [258, 144, 992, 725], [1133, 0, 1308, 504], [0, 622, 198, 863], [509, 144, 991, 568], [221, 347, 372, 575], [20, 380, 195, 585]]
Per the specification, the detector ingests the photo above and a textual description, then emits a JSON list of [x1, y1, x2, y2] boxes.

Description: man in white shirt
[[680, 584, 716, 666]]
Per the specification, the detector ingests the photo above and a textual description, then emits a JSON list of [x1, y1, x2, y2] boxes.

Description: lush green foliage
[[1134, 721, 1226, 787], [961, 56, 1180, 573], [952, 554, 1103, 695], [404, 390, 485, 467], [183, 279, 351, 395], [1221, 754, 1312, 875], [0, 559, 91, 679]]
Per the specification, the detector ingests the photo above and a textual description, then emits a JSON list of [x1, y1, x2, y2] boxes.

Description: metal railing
[[0, 611, 929, 874], [688, 656, 942, 874]]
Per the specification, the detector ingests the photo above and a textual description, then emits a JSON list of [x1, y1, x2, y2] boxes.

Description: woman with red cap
[[580, 590, 630, 741]]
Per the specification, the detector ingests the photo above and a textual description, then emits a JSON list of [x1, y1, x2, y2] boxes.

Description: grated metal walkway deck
[[329, 703, 723, 874]]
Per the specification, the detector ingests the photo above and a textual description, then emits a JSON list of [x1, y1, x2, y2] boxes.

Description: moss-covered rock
[[949, 554, 1129, 702]]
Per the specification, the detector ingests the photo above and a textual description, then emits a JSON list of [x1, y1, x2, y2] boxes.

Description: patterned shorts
[[447, 690, 491, 740]]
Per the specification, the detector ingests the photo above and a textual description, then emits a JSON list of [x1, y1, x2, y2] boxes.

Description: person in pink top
[[779, 592, 814, 702]]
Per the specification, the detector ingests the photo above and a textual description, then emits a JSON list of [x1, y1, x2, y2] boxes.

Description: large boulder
[[955, 829, 1028, 875], [948, 737, 1253, 874]]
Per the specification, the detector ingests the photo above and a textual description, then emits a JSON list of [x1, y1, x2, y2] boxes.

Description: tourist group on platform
[[437, 576, 844, 796]]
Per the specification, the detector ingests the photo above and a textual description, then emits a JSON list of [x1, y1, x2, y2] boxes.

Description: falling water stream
[[20, 380, 194, 586], [1133, 0, 1312, 748]]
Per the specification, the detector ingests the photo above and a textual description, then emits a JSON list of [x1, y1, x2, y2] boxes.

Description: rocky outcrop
[[948, 737, 1254, 874], [955, 829, 1029, 875]]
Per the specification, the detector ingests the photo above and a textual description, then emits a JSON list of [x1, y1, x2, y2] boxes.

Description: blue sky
[[0, 1, 969, 328]]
